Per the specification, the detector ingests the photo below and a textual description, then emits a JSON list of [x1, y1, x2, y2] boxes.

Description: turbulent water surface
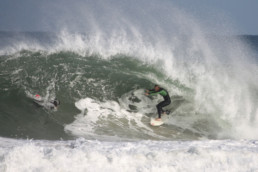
[[0, 0, 258, 171]]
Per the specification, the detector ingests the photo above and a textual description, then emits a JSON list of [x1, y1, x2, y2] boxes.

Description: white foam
[[0, 137, 258, 172], [65, 95, 160, 140]]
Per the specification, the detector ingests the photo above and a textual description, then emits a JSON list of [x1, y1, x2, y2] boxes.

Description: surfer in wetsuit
[[145, 85, 171, 121]]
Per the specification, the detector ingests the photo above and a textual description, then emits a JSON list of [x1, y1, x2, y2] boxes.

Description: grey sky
[[0, 0, 257, 34], [174, 0, 258, 35]]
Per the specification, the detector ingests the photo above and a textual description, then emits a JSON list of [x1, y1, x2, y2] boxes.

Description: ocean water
[[0, 0, 258, 171]]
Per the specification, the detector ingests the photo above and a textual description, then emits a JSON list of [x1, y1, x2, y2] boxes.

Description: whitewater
[[0, 137, 257, 172], [0, 0, 258, 171]]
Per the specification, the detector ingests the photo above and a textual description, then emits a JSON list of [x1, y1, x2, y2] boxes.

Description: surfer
[[145, 85, 171, 121], [34, 94, 60, 110]]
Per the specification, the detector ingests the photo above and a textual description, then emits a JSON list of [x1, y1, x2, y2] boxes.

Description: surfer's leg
[[157, 99, 171, 118], [156, 102, 163, 118], [159, 100, 171, 114]]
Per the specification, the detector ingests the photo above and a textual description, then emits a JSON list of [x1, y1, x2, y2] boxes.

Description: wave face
[[0, 0, 258, 142]]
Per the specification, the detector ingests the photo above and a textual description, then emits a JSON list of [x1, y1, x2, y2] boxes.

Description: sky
[[174, 0, 258, 35], [0, 0, 257, 34]]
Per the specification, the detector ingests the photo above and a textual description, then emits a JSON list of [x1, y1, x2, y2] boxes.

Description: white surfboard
[[150, 114, 169, 126]]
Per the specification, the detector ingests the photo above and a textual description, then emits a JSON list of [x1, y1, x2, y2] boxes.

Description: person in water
[[145, 85, 171, 121], [34, 94, 60, 110], [50, 99, 61, 109]]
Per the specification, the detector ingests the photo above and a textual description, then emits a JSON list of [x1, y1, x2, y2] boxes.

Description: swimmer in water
[[33, 94, 60, 110]]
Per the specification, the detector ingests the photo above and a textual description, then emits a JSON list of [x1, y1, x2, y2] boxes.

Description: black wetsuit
[[148, 88, 171, 118]]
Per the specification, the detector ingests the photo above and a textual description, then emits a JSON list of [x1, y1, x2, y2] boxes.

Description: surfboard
[[150, 117, 165, 126], [33, 94, 43, 102], [150, 111, 170, 126]]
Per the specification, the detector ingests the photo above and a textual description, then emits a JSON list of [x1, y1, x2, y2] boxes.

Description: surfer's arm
[[149, 92, 159, 96], [145, 89, 155, 95], [158, 90, 168, 96], [149, 90, 167, 96], [148, 90, 159, 96]]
